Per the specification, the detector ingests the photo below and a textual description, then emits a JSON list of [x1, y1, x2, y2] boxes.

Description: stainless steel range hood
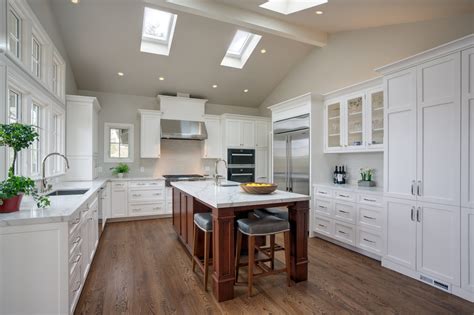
[[161, 119, 208, 140]]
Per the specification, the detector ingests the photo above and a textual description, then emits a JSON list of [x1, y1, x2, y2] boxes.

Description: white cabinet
[[65, 95, 101, 181], [255, 147, 268, 182], [111, 182, 128, 218], [324, 79, 384, 153], [461, 208, 474, 298], [202, 115, 221, 159], [462, 47, 474, 209], [224, 118, 255, 148], [255, 121, 269, 147], [101, 183, 111, 224], [139, 109, 161, 158]]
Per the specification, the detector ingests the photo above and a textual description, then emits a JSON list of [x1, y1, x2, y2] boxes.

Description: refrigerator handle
[[285, 136, 290, 191], [288, 135, 293, 192]]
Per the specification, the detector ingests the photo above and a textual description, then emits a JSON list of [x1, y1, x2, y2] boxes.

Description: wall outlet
[[140, 166, 145, 173]]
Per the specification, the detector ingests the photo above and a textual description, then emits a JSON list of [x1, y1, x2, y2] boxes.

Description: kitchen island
[[171, 181, 310, 302]]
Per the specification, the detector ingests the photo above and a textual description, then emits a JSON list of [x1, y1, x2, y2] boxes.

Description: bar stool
[[192, 212, 212, 291], [235, 215, 291, 297]]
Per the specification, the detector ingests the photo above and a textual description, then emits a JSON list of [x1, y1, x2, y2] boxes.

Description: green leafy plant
[[0, 123, 50, 208], [110, 163, 130, 175], [360, 168, 374, 181]]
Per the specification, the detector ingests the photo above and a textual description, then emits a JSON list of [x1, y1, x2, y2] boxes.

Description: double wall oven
[[227, 148, 255, 183]]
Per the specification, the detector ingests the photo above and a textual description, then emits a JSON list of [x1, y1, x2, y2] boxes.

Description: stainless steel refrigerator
[[273, 114, 310, 195]]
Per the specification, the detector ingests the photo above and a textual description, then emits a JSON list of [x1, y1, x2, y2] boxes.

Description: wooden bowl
[[240, 183, 278, 194]]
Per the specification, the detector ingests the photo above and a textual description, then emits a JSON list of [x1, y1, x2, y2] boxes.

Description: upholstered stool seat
[[237, 215, 289, 235], [192, 213, 213, 290], [254, 207, 289, 221], [194, 212, 213, 231]]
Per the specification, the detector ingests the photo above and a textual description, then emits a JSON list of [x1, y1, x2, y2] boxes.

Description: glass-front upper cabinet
[[326, 101, 342, 151], [367, 88, 384, 150], [346, 93, 364, 148]]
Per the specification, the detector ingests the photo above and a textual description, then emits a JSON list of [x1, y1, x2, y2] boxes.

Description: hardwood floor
[[75, 219, 474, 314]]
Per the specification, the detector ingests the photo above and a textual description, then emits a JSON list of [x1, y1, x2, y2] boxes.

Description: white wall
[[77, 90, 264, 177], [261, 14, 474, 187], [27, 0, 77, 95]]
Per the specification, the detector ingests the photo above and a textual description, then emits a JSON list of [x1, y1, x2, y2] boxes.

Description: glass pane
[[347, 96, 363, 146], [143, 7, 173, 41], [119, 129, 129, 144], [327, 102, 341, 148], [119, 144, 129, 158], [371, 91, 384, 145], [110, 128, 120, 143], [228, 30, 251, 55], [8, 90, 19, 123], [110, 144, 119, 158], [31, 104, 39, 126]]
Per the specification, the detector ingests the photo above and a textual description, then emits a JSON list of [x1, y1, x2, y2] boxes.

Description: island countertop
[[171, 180, 310, 208]]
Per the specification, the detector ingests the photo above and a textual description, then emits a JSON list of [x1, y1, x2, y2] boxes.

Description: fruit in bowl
[[240, 182, 278, 194]]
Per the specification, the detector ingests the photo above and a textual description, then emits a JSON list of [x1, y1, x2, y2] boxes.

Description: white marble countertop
[[0, 179, 108, 227], [314, 182, 384, 194], [171, 181, 310, 208], [106, 176, 165, 181]]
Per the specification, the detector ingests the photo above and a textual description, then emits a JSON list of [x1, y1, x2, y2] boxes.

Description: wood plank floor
[[75, 219, 474, 314]]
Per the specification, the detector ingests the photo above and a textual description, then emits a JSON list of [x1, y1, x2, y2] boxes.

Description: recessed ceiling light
[[159, 76, 165, 81], [71, 0, 80, 3], [117, 72, 124, 76], [212, 84, 218, 88], [315, 10, 323, 15], [260, 49, 267, 54], [244, 89, 249, 93]]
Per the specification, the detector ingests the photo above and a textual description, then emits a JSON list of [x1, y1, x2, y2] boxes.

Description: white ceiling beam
[[145, 0, 327, 47]]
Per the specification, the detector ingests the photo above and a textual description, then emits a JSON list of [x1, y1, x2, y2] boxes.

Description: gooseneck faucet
[[214, 159, 228, 186], [41, 153, 70, 193]]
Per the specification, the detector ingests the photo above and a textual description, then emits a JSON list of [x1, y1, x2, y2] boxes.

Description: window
[[51, 112, 64, 174], [259, 0, 327, 15], [30, 104, 41, 176], [8, 89, 21, 175], [140, 7, 177, 56], [31, 36, 41, 78], [221, 30, 262, 69], [104, 123, 134, 163], [52, 62, 58, 95], [7, 8, 21, 58]]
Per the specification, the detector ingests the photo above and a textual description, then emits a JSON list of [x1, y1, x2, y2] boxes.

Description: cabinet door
[[462, 48, 474, 209], [225, 119, 241, 147], [80, 214, 90, 279], [385, 197, 417, 270], [384, 69, 417, 200], [416, 202, 460, 285], [255, 147, 268, 182], [203, 118, 221, 159], [141, 114, 161, 158], [366, 87, 384, 151], [241, 120, 255, 148], [416, 53, 461, 206], [93, 108, 99, 155], [325, 100, 342, 152], [345, 92, 365, 149], [255, 121, 269, 147], [172, 188, 181, 233], [461, 207, 474, 292], [111, 186, 128, 217]]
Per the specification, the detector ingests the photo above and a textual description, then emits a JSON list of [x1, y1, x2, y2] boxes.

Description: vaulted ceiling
[[49, 0, 474, 108]]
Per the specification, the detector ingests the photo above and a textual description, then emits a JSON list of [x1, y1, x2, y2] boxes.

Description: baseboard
[[313, 232, 382, 261], [107, 214, 172, 223], [452, 285, 474, 302]]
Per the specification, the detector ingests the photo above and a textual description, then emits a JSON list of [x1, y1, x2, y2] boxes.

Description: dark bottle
[[337, 166, 343, 184], [333, 166, 338, 184], [341, 166, 346, 184]]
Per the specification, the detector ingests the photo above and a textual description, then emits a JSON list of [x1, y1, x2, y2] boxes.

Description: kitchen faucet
[[41, 153, 70, 193], [214, 159, 228, 186]]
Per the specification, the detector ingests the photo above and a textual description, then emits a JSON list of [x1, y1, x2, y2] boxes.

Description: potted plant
[[358, 168, 375, 187], [110, 163, 129, 178], [0, 123, 50, 213]]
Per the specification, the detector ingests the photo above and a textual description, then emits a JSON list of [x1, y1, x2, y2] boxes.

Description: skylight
[[140, 7, 177, 56], [259, 0, 328, 15], [221, 30, 262, 69]]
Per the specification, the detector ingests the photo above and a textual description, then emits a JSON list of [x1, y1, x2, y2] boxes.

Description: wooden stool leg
[[270, 234, 275, 270], [248, 235, 255, 297], [204, 231, 211, 291], [192, 224, 197, 273], [283, 231, 291, 287], [235, 230, 243, 283]]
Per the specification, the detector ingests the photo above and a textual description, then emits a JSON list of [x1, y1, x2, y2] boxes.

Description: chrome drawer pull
[[73, 236, 81, 244], [339, 194, 350, 198], [338, 210, 349, 214], [153, 207, 160, 210], [363, 238, 375, 244], [71, 217, 80, 225], [132, 208, 141, 212], [363, 198, 377, 202], [363, 215, 376, 220], [73, 253, 82, 263], [338, 230, 347, 235], [132, 194, 142, 197], [416, 207, 422, 222], [417, 181, 422, 196], [318, 205, 327, 209], [411, 206, 415, 221], [153, 193, 161, 196], [318, 191, 327, 195], [72, 280, 81, 292], [318, 224, 326, 228], [411, 180, 415, 196]]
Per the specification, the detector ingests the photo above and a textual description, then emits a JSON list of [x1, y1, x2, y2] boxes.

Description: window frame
[[31, 34, 42, 79], [50, 104, 66, 176], [6, 86, 25, 176], [7, 6, 21, 59], [28, 100, 47, 178], [104, 123, 134, 163]]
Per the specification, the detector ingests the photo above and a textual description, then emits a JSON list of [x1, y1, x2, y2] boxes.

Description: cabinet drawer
[[69, 240, 83, 276], [334, 221, 356, 246], [334, 201, 357, 224], [69, 211, 82, 235], [129, 202, 164, 216], [357, 228, 383, 255], [69, 264, 82, 313], [314, 215, 334, 237], [314, 198, 333, 217], [314, 186, 333, 198], [334, 190, 356, 202], [358, 205, 384, 230], [358, 193, 383, 206], [111, 182, 128, 190], [129, 180, 165, 189], [69, 227, 82, 257], [129, 189, 164, 202]]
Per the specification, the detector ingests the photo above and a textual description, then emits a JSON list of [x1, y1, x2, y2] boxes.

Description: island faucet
[[41, 153, 70, 193], [214, 159, 228, 186]]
